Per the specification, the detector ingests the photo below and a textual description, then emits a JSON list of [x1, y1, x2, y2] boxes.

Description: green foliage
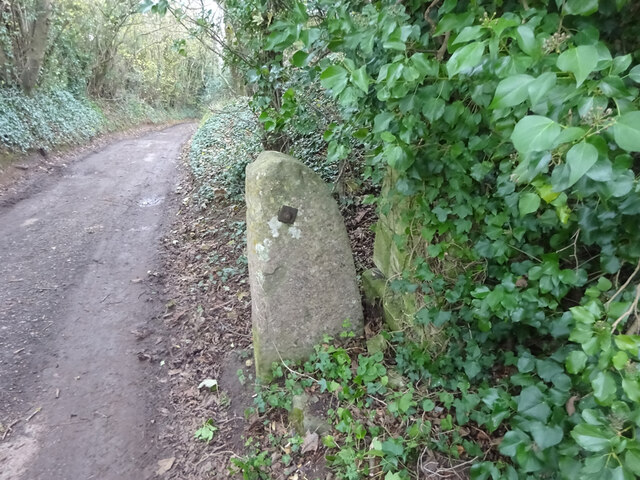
[[0, 88, 103, 151], [217, 0, 640, 478], [96, 94, 196, 132], [242, 338, 487, 479], [194, 418, 218, 443], [189, 99, 262, 204], [1, 0, 216, 106], [229, 449, 272, 479], [0, 88, 194, 153]]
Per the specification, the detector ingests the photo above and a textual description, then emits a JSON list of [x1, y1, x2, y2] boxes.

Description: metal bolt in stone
[[278, 205, 298, 224]]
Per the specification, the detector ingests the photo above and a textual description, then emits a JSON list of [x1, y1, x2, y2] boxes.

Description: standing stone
[[246, 151, 363, 380]]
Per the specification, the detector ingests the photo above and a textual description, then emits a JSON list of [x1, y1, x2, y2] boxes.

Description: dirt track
[[0, 123, 195, 480]]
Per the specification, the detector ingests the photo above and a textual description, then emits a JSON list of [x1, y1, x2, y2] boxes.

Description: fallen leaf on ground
[[156, 457, 175, 475], [198, 378, 218, 390], [301, 431, 319, 454]]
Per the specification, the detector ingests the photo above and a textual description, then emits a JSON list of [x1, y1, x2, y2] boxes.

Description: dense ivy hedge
[[0, 88, 196, 154], [189, 99, 263, 203], [0, 89, 103, 152]]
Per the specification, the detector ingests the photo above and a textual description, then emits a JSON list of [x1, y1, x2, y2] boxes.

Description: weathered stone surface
[[290, 393, 331, 435], [373, 171, 413, 279], [246, 151, 363, 380], [361, 267, 416, 331], [370, 170, 447, 352], [361, 268, 385, 304]]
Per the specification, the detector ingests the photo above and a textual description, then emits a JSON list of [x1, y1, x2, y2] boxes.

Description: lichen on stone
[[255, 238, 272, 261], [288, 226, 301, 239], [267, 216, 281, 238]]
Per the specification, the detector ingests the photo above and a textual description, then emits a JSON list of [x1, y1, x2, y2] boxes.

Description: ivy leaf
[[511, 116, 562, 153], [622, 378, 640, 402], [373, 112, 395, 133], [571, 424, 612, 452], [565, 141, 598, 188], [152, 0, 169, 15], [410, 53, 439, 77], [383, 25, 411, 51], [320, 65, 349, 95], [434, 11, 474, 36], [528, 72, 557, 105], [422, 98, 445, 122], [611, 54, 632, 75], [625, 449, 640, 475], [565, 351, 588, 374], [555, 127, 586, 146], [291, 50, 310, 68], [266, 24, 297, 50], [564, 0, 599, 16], [629, 65, 640, 83], [571, 306, 597, 324], [380, 132, 396, 143], [529, 422, 564, 450], [138, 0, 154, 13], [446, 42, 486, 77], [582, 408, 607, 426], [499, 429, 530, 457], [470, 462, 501, 479], [490, 75, 534, 109], [614, 335, 640, 354], [351, 66, 371, 94], [518, 192, 540, 217], [535, 358, 563, 382], [385, 145, 413, 171], [612, 351, 629, 369], [516, 25, 537, 56], [517, 386, 551, 422], [453, 26, 484, 45], [599, 76, 631, 98], [557, 46, 599, 87], [613, 111, 640, 152], [591, 371, 617, 405]]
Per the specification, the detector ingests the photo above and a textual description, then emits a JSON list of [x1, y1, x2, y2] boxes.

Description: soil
[[154, 163, 256, 479], [0, 123, 196, 480]]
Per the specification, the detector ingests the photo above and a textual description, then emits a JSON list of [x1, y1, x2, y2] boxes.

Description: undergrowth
[[189, 99, 262, 204], [0, 88, 197, 154], [232, 327, 490, 480]]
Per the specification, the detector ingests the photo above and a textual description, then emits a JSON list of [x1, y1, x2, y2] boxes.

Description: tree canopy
[[0, 0, 217, 104]]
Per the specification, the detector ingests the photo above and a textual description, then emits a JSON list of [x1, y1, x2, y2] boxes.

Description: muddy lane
[[0, 124, 195, 480]]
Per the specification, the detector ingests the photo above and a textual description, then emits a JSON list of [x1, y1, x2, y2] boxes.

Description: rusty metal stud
[[278, 205, 298, 224]]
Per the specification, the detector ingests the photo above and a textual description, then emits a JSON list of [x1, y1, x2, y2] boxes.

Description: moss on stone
[[361, 268, 385, 303]]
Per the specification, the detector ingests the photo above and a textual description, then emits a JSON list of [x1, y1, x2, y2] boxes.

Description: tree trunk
[[223, 10, 246, 96], [89, 51, 114, 97], [19, 0, 52, 94], [0, 1, 16, 85], [0, 42, 10, 85]]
